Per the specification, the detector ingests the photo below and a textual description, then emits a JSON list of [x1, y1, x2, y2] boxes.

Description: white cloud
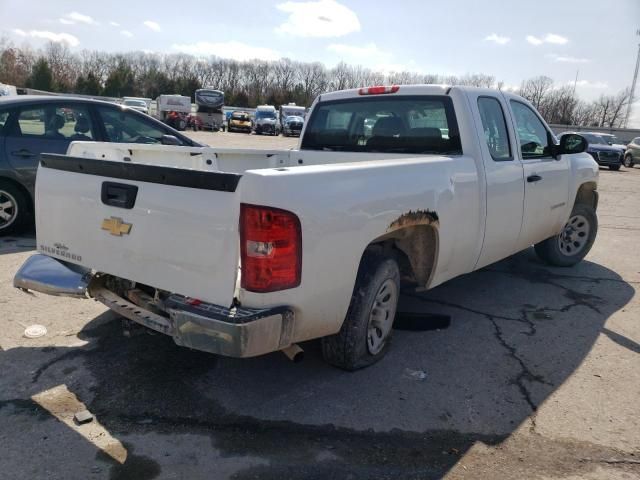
[[59, 11, 97, 25], [171, 41, 281, 61], [572, 80, 608, 89], [276, 0, 360, 37], [109, 21, 120, 27], [526, 35, 543, 45], [484, 33, 510, 45], [143, 20, 161, 32], [544, 33, 568, 45], [546, 53, 590, 63], [120, 30, 134, 38], [13, 30, 80, 47], [327, 42, 384, 57], [527, 33, 568, 46]]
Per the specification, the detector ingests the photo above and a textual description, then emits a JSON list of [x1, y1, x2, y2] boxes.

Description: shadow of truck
[[0, 248, 635, 479]]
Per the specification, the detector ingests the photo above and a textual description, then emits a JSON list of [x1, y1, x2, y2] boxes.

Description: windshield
[[282, 108, 305, 117], [256, 111, 276, 119], [582, 133, 608, 145], [600, 134, 620, 144], [286, 116, 304, 122], [232, 113, 250, 121], [301, 95, 462, 154], [124, 100, 146, 107]]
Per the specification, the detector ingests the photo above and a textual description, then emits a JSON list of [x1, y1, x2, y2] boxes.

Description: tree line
[[0, 38, 631, 128]]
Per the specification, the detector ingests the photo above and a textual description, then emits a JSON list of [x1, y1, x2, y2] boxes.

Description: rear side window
[[301, 95, 462, 155], [14, 105, 94, 140], [477, 97, 511, 161]]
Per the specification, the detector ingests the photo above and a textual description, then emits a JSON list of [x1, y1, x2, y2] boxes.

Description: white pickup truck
[[14, 85, 599, 370]]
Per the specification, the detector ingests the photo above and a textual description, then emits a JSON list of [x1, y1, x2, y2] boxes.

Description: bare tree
[[519, 76, 554, 110]]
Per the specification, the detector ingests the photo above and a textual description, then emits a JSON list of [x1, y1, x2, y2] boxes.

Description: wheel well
[[365, 224, 439, 289], [574, 182, 598, 210], [0, 176, 33, 214]]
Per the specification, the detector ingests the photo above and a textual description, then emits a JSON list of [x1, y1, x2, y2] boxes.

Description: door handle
[[527, 174, 542, 183], [11, 149, 36, 158]]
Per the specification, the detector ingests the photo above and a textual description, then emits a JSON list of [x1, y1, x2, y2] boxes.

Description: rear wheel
[[321, 250, 400, 370], [534, 203, 597, 267], [0, 180, 30, 236], [624, 154, 634, 168], [609, 164, 621, 171]]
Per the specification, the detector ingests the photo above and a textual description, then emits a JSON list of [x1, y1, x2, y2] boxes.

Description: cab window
[[302, 95, 462, 155], [509, 100, 551, 159], [477, 97, 511, 161]]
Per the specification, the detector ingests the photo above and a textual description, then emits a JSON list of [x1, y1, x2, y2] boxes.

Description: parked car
[[253, 105, 279, 135], [14, 85, 597, 370], [557, 132, 623, 170], [122, 98, 149, 115], [624, 136, 640, 168], [228, 111, 252, 133], [0, 96, 202, 235], [282, 115, 304, 137]]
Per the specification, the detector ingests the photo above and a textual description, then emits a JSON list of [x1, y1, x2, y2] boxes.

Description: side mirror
[[161, 134, 181, 146], [558, 134, 587, 156]]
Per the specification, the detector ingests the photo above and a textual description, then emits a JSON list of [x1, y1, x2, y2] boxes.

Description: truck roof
[[316, 84, 519, 102]]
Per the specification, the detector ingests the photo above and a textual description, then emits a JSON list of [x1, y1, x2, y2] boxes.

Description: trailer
[[155, 94, 192, 131]]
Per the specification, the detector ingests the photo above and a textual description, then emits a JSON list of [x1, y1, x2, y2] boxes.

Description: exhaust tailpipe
[[281, 344, 304, 363]]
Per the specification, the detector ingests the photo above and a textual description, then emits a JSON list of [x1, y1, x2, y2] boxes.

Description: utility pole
[[624, 29, 640, 128]]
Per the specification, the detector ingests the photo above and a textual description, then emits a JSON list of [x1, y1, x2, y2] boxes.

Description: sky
[[1, 0, 639, 126]]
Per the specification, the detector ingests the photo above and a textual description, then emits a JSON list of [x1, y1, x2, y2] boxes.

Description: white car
[[122, 98, 149, 115], [15, 85, 598, 370]]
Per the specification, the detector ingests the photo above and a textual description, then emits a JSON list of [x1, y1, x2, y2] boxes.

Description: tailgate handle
[[101, 182, 138, 209]]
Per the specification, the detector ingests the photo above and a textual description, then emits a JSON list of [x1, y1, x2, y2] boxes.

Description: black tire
[[609, 164, 621, 171], [534, 203, 597, 267], [624, 154, 634, 168], [0, 180, 31, 236], [321, 250, 400, 370]]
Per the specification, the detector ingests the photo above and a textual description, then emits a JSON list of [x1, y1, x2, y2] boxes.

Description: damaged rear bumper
[[14, 254, 295, 358]]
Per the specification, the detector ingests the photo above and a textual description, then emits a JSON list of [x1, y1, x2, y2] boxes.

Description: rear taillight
[[240, 203, 302, 292], [358, 85, 400, 95]]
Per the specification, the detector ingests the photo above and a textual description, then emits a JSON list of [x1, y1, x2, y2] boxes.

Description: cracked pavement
[[0, 136, 639, 479]]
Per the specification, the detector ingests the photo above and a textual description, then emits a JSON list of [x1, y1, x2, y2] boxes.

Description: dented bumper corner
[[14, 254, 295, 358], [13, 254, 92, 298]]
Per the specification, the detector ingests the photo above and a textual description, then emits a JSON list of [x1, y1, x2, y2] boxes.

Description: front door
[[506, 99, 570, 251]]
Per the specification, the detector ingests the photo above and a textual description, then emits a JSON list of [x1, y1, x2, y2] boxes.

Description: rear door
[[506, 99, 570, 250], [467, 92, 525, 269], [4, 102, 97, 189], [35, 155, 242, 307]]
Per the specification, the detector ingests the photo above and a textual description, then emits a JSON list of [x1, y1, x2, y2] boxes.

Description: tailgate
[[35, 153, 242, 307]]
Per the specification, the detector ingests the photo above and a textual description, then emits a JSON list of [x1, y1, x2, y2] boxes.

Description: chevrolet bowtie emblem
[[101, 217, 132, 236]]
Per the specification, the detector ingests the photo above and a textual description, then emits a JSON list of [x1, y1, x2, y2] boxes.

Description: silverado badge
[[101, 217, 132, 236]]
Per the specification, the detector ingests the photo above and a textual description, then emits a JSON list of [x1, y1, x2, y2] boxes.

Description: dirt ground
[[0, 134, 639, 479]]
